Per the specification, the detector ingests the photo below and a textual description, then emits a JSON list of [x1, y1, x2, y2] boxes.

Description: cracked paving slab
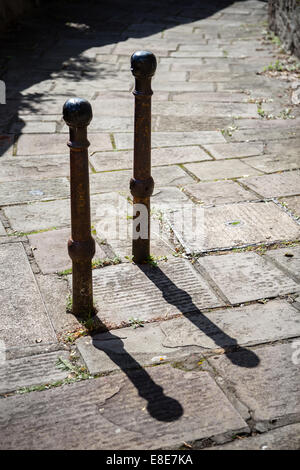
[[0, 364, 249, 450]]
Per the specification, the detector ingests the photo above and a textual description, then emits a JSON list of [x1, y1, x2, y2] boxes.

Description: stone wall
[[269, 0, 300, 58], [0, 0, 39, 30]]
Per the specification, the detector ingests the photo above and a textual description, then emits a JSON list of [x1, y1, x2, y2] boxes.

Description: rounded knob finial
[[131, 51, 157, 78], [63, 97, 93, 128]]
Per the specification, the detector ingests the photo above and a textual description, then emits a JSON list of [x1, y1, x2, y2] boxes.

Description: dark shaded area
[[0, 0, 251, 155]]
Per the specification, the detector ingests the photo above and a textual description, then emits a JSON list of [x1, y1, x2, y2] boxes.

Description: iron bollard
[[130, 51, 157, 263], [63, 97, 95, 317]]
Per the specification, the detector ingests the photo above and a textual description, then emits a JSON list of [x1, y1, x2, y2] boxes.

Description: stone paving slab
[[0, 177, 69, 206], [184, 159, 262, 181], [52, 79, 131, 94], [89, 116, 133, 132], [0, 350, 70, 394], [233, 118, 300, 130], [76, 299, 299, 375], [16, 133, 113, 155], [203, 142, 263, 160], [90, 165, 193, 195], [82, 100, 133, 118], [9, 121, 57, 134], [3, 192, 126, 233], [79, 257, 224, 329], [4, 198, 71, 233], [113, 131, 225, 150], [168, 201, 300, 253], [208, 343, 300, 430], [265, 139, 300, 156], [28, 228, 106, 274], [264, 246, 300, 281], [152, 115, 233, 132], [10, 97, 76, 115], [188, 70, 235, 81], [240, 171, 300, 198], [0, 243, 57, 348], [230, 128, 299, 142], [171, 92, 247, 102], [153, 81, 215, 92], [90, 146, 211, 172], [0, 365, 248, 450], [218, 77, 274, 93], [3, 341, 67, 361], [181, 180, 258, 205], [17, 114, 62, 122], [207, 423, 300, 450], [242, 154, 300, 174], [170, 61, 229, 72], [199, 252, 299, 304], [0, 155, 70, 181], [280, 196, 300, 219], [152, 101, 258, 117]]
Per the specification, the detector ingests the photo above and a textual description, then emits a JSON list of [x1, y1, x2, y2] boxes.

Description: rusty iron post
[[130, 50, 157, 263], [63, 97, 95, 317]]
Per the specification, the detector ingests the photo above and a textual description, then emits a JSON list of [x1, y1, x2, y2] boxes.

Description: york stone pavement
[[0, 0, 300, 450]]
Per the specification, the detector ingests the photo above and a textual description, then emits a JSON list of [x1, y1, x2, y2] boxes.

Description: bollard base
[[132, 238, 150, 264], [71, 260, 95, 318]]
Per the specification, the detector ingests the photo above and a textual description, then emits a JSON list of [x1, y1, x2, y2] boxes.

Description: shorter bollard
[[130, 51, 157, 263], [63, 97, 95, 317]]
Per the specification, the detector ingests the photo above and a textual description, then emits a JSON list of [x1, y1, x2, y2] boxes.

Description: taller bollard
[[130, 51, 157, 263], [63, 97, 95, 317]]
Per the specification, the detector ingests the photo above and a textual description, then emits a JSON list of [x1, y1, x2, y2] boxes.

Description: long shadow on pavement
[[139, 263, 260, 368]]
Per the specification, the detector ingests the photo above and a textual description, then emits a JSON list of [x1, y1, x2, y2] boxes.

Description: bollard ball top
[[131, 51, 157, 78], [63, 97, 93, 128]]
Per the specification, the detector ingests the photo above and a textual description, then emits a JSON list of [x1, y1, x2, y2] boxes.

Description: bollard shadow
[[0, 0, 265, 155], [137, 263, 260, 369], [87, 318, 183, 423]]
